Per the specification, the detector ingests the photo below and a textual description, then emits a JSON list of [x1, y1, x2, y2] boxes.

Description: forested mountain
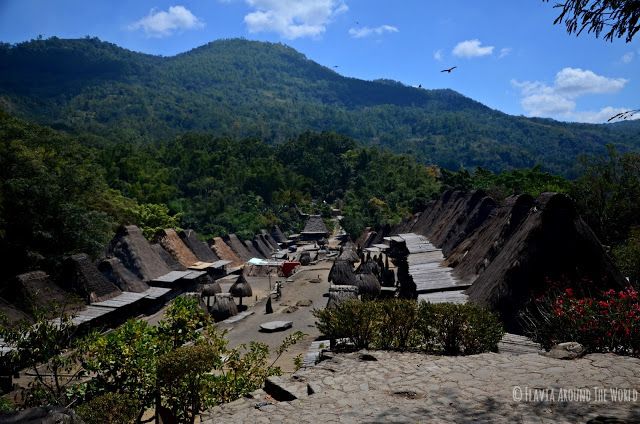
[[1, 37, 639, 176]]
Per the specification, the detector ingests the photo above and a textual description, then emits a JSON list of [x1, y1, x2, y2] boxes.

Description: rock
[[0, 406, 84, 424], [359, 352, 378, 362], [543, 342, 586, 360], [260, 320, 293, 332], [296, 299, 313, 307], [283, 305, 299, 313], [264, 376, 308, 401]]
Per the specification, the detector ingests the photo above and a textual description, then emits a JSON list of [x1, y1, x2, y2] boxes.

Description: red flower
[[565, 288, 575, 298]]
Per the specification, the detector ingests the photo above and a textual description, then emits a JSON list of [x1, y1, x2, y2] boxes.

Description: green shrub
[[314, 299, 504, 355], [313, 299, 380, 350], [417, 303, 504, 355], [75, 392, 140, 424], [374, 299, 418, 351]]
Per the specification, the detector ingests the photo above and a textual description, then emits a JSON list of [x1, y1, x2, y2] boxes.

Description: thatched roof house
[[252, 235, 273, 258], [151, 244, 186, 271], [9, 271, 84, 315], [108, 225, 171, 282], [179, 229, 219, 263], [244, 240, 265, 259], [261, 230, 280, 250], [271, 225, 287, 245], [61, 254, 122, 303], [155, 229, 199, 268], [98, 258, 150, 293], [301, 215, 330, 240], [210, 237, 244, 268], [329, 260, 356, 286], [224, 234, 253, 262]]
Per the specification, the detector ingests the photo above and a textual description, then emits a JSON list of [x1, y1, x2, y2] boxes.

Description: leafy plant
[[75, 392, 140, 424]]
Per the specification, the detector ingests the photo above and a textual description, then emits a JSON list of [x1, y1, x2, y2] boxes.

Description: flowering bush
[[522, 287, 640, 355]]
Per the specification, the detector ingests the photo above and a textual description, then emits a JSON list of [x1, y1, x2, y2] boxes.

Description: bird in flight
[[441, 66, 457, 73], [333, 65, 339, 68]]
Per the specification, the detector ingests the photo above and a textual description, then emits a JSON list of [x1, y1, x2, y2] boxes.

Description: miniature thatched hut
[[98, 258, 150, 293], [229, 274, 253, 307], [155, 229, 199, 268], [355, 273, 381, 299], [328, 260, 357, 286], [179, 229, 219, 263], [108, 225, 171, 281], [209, 293, 238, 322], [61, 254, 122, 303], [201, 282, 222, 307]]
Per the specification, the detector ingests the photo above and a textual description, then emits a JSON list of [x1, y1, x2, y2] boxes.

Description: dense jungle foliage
[[2, 37, 640, 177]]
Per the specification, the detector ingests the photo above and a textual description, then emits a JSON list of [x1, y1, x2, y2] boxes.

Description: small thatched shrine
[[229, 274, 253, 307], [301, 215, 330, 241], [61, 254, 122, 303], [328, 259, 357, 286], [108, 225, 171, 281], [201, 282, 222, 307], [98, 258, 150, 293], [155, 229, 199, 268], [179, 229, 219, 263], [355, 269, 381, 299], [209, 293, 238, 322]]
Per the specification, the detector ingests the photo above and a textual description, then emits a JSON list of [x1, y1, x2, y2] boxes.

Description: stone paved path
[[202, 351, 640, 423]]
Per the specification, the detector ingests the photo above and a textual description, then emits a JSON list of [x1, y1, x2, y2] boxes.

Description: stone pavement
[[202, 351, 640, 423]]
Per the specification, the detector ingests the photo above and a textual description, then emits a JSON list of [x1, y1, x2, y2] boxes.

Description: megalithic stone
[[266, 296, 273, 314]]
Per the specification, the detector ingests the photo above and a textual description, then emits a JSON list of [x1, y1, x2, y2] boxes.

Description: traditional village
[[1, 2, 640, 423], [1, 188, 639, 423]]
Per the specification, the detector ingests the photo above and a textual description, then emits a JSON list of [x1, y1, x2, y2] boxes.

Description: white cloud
[[433, 49, 443, 61], [452, 39, 494, 58], [128, 6, 204, 38], [243, 0, 348, 39], [621, 52, 634, 64], [348, 24, 398, 38], [498, 47, 512, 59], [512, 67, 632, 123]]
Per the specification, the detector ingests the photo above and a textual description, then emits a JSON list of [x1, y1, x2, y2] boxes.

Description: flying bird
[[418, 84, 422, 88], [441, 66, 457, 73], [333, 65, 339, 68]]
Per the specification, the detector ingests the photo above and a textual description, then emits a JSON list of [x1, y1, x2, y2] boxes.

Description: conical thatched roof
[[302, 215, 329, 235], [98, 258, 150, 293], [252, 236, 273, 258], [271, 225, 287, 244], [209, 293, 238, 322], [108, 225, 171, 281], [179, 229, 219, 262], [261, 230, 280, 250], [11, 271, 84, 315], [62, 254, 122, 303], [155, 229, 199, 268], [210, 237, 244, 268], [356, 260, 380, 277], [338, 248, 359, 263], [201, 282, 222, 297], [326, 286, 358, 309], [328, 260, 356, 285], [151, 243, 187, 271], [355, 273, 381, 298], [229, 274, 253, 298]]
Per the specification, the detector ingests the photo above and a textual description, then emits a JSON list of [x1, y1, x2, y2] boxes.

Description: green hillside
[[1, 37, 639, 176]]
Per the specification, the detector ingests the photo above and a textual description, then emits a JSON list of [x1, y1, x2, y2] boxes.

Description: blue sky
[[1, 0, 638, 123]]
